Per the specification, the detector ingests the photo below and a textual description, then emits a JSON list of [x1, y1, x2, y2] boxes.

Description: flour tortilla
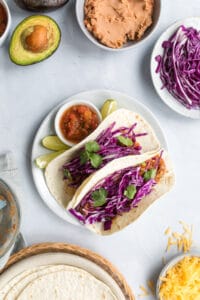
[[68, 151, 175, 235], [45, 108, 160, 207], [9, 265, 117, 300], [4, 265, 68, 300], [0, 266, 50, 299]]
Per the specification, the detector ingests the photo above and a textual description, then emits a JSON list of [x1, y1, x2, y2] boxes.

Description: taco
[[45, 109, 160, 207], [68, 150, 175, 235]]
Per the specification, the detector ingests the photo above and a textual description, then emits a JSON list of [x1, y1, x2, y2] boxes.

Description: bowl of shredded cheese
[[157, 251, 200, 300]]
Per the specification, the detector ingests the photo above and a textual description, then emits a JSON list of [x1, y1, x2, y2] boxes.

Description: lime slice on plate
[[101, 99, 118, 119], [35, 150, 65, 169], [42, 136, 69, 151]]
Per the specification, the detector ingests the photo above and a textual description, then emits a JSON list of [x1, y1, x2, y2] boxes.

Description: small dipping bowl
[[0, 180, 20, 269], [0, 0, 11, 47], [156, 251, 200, 299], [76, 0, 161, 51], [55, 100, 102, 147]]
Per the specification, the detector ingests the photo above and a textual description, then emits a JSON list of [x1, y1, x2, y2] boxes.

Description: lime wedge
[[101, 99, 118, 119], [35, 150, 65, 169], [42, 136, 69, 151]]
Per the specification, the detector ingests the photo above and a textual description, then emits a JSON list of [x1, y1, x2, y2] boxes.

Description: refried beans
[[84, 0, 154, 48]]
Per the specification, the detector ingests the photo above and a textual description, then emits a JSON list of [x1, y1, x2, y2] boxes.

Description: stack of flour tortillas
[[0, 265, 117, 299]]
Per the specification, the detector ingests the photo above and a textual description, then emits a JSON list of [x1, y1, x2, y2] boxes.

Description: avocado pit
[[23, 25, 49, 53]]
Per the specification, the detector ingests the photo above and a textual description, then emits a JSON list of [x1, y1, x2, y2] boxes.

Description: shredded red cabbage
[[69, 160, 159, 231], [155, 25, 200, 109], [63, 122, 147, 188]]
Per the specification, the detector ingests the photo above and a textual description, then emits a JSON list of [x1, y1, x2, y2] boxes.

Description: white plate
[[0, 252, 126, 300], [31, 89, 167, 225], [151, 17, 200, 119]]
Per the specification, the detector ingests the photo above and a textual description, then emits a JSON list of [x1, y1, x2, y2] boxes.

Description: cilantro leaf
[[92, 188, 108, 207], [63, 169, 72, 180], [80, 151, 89, 165], [117, 135, 133, 147], [89, 153, 102, 168], [80, 141, 102, 168], [124, 185, 137, 200], [85, 141, 100, 153], [143, 168, 157, 181]]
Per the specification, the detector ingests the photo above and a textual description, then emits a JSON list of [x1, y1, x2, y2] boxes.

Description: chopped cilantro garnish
[[92, 188, 108, 207], [80, 141, 102, 169], [63, 169, 72, 180], [143, 168, 157, 181], [124, 185, 137, 200], [117, 135, 133, 147]]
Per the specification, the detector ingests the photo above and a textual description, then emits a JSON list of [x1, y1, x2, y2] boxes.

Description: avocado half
[[9, 15, 61, 66]]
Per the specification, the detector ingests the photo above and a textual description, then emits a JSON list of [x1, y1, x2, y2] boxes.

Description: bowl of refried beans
[[76, 0, 161, 51]]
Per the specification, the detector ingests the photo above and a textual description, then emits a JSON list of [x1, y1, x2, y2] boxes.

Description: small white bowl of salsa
[[0, 0, 11, 47], [55, 100, 102, 147]]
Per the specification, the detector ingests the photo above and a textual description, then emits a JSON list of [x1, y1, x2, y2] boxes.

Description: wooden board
[[0, 242, 135, 300]]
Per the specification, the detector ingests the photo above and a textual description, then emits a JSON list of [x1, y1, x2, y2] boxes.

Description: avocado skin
[[9, 45, 60, 66], [14, 0, 69, 11], [9, 15, 61, 66]]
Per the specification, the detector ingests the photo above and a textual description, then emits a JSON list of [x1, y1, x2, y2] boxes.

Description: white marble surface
[[0, 0, 200, 298]]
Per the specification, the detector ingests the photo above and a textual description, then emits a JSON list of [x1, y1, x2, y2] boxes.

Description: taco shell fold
[[45, 109, 160, 208], [68, 151, 175, 235]]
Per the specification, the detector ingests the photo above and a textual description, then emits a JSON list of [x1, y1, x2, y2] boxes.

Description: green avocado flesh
[[9, 15, 61, 66]]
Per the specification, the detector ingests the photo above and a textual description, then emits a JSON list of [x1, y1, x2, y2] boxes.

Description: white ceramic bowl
[[156, 250, 200, 299], [151, 17, 200, 119], [55, 99, 102, 146], [76, 0, 161, 51], [0, 0, 11, 47]]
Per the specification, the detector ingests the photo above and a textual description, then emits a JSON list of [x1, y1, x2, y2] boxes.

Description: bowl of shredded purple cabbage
[[151, 18, 200, 119]]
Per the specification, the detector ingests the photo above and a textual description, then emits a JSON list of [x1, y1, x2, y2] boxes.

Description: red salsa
[[59, 105, 100, 143], [0, 3, 7, 37]]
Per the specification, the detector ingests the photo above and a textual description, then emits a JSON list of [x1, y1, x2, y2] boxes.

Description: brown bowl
[[14, 0, 70, 11]]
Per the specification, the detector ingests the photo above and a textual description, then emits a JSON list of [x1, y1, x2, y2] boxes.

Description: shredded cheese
[[147, 280, 155, 296], [159, 256, 200, 300], [138, 285, 150, 297], [138, 281, 155, 298], [164, 227, 171, 236], [138, 221, 194, 298], [165, 221, 193, 253]]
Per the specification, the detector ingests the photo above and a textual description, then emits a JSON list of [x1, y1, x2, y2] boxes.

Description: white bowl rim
[[0, 0, 11, 42], [75, 0, 162, 52], [55, 99, 102, 146], [151, 17, 200, 119], [156, 250, 200, 299]]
